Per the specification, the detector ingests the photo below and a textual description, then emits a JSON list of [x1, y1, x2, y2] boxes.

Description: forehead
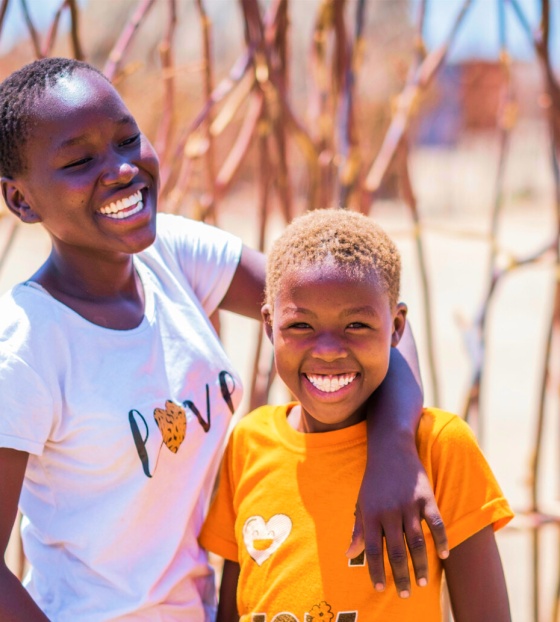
[[28, 70, 133, 137], [275, 263, 386, 307], [19, 70, 137, 168]]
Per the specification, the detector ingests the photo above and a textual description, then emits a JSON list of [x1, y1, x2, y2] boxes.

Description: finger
[[357, 503, 386, 593], [346, 507, 365, 559], [382, 523, 411, 598], [364, 527, 387, 594], [424, 501, 449, 559], [403, 514, 428, 587]]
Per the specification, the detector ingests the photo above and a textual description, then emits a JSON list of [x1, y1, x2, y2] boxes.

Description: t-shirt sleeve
[[428, 414, 514, 550], [156, 213, 243, 316], [199, 432, 239, 562], [0, 347, 55, 455]]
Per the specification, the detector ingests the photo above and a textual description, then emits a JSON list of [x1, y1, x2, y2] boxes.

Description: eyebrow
[[55, 115, 137, 151], [281, 305, 379, 318], [341, 306, 379, 316]]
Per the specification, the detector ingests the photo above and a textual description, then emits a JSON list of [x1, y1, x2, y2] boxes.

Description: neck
[[35, 247, 139, 301], [287, 404, 367, 434], [29, 245, 146, 330]]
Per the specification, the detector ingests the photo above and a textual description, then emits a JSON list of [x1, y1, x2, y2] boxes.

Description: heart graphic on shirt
[[243, 514, 292, 566], [154, 400, 187, 453]]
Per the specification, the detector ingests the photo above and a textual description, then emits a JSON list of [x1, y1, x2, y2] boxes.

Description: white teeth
[[305, 373, 357, 393], [103, 201, 143, 220], [98, 190, 143, 216]]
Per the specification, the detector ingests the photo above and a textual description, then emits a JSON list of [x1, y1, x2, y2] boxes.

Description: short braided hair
[[266, 208, 401, 308], [0, 57, 107, 177]]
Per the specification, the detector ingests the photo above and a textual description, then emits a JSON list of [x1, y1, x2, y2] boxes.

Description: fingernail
[[440, 550, 449, 559], [375, 583, 385, 592], [418, 577, 427, 587], [400, 590, 410, 599]]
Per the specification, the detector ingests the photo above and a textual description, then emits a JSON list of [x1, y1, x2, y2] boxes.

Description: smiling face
[[263, 262, 407, 433], [1, 69, 159, 260]]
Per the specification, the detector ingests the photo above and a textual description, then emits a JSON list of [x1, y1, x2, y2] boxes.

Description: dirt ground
[[1, 127, 557, 621]]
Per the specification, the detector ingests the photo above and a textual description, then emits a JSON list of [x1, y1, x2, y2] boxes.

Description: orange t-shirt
[[199, 405, 513, 621]]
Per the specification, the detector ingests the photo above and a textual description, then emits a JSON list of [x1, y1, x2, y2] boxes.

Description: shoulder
[[154, 212, 206, 240], [418, 407, 498, 492], [417, 408, 483, 481], [0, 284, 55, 349], [228, 404, 287, 449], [140, 213, 242, 281], [150, 213, 241, 255], [232, 404, 280, 434], [418, 407, 475, 446]]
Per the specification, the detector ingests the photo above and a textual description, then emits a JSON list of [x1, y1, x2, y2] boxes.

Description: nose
[[311, 332, 348, 362], [101, 154, 139, 186]]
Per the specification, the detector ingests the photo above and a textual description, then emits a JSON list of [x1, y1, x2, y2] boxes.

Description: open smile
[[97, 189, 144, 220], [304, 373, 357, 394]]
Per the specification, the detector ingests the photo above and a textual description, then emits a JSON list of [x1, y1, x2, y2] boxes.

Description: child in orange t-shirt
[[200, 208, 513, 622]]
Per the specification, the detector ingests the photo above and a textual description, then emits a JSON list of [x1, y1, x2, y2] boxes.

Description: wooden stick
[[42, 0, 67, 58], [66, 0, 84, 59], [103, 0, 156, 82], [154, 0, 177, 173], [20, 0, 43, 58], [195, 0, 217, 223], [363, 0, 473, 198], [0, 0, 11, 42]]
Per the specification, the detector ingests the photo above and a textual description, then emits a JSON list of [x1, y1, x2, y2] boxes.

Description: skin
[[444, 525, 511, 621], [261, 264, 407, 434], [0, 68, 445, 620], [217, 264, 510, 622]]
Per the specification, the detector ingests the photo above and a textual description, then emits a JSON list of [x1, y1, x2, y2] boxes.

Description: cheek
[[273, 342, 300, 376], [141, 140, 160, 179]]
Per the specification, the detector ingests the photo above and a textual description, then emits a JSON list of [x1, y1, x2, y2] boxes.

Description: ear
[[261, 304, 274, 344], [391, 302, 407, 348], [1, 178, 42, 224]]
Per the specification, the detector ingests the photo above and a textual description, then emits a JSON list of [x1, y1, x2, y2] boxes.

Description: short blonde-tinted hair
[[265, 208, 401, 307]]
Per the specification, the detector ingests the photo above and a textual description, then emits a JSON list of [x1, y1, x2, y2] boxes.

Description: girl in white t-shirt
[[0, 58, 447, 621]]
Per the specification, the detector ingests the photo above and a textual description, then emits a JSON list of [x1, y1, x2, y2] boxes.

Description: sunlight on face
[[52, 74, 98, 107], [265, 263, 406, 434]]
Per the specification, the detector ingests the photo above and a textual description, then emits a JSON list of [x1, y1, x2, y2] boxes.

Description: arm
[[444, 525, 511, 622], [0, 448, 50, 621], [216, 559, 240, 622], [348, 322, 448, 596], [221, 247, 448, 595], [219, 246, 266, 321]]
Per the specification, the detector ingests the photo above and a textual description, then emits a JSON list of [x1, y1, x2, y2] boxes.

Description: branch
[[195, 0, 217, 223], [364, 0, 473, 197], [0, 0, 11, 42], [103, 0, 156, 82], [20, 0, 43, 58], [42, 0, 67, 58], [66, 0, 84, 60], [154, 0, 177, 169]]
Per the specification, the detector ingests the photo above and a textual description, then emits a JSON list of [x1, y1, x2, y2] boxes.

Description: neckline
[[21, 256, 154, 334], [273, 402, 367, 451]]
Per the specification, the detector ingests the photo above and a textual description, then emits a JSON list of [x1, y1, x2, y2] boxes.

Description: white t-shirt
[[0, 214, 244, 621]]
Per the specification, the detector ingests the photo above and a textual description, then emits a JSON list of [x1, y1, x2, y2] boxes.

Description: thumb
[[346, 506, 365, 559]]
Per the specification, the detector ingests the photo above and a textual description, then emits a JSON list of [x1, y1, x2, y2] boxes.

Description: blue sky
[[0, 0, 87, 54], [1, 0, 558, 65], [416, 0, 559, 64]]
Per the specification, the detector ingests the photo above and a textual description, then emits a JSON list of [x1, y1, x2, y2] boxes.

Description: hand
[[346, 444, 448, 598]]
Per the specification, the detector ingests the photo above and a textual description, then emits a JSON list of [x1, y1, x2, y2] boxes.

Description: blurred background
[[0, 0, 559, 620]]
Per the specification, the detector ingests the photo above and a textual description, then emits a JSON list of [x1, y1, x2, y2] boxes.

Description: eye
[[120, 133, 141, 147], [62, 157, 92, 169], [284, 322, 312, 331], [346, 322, 370, 330]]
